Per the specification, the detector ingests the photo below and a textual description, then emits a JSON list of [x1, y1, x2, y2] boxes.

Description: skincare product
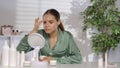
[[9, 43, 17, 67], [50, 60, 57, 66], [17, 51, 20, 66], [98, 55, 103, 66], [2, 40, 9, 66], [20, 51, 25, 67], [23, 61, 31, 67]]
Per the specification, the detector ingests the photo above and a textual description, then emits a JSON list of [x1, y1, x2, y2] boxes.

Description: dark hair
[[43, 9, 64, 31]]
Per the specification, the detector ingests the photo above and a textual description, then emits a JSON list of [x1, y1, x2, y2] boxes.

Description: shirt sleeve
[[53, 33, 82, 64], [16, 35, 34, 53], [16, 29, 44, 53]]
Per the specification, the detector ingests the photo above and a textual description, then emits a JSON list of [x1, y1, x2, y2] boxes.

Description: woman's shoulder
[[62, 30, 73, 37]]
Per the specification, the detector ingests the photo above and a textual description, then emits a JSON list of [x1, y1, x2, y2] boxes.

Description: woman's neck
[[49, 29, 58, 38]]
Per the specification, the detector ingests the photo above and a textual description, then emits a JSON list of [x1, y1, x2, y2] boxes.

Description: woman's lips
[[45, 29, 50, 31]]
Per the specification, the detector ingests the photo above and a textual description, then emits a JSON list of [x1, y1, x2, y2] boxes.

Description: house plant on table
[[82, 0, 120, 67]]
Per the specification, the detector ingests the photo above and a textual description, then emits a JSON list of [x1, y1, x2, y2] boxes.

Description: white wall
[[0, 0, 16, 26]]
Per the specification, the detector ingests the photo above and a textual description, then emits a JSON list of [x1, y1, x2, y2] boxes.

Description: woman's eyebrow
[[49, 20, 54, 22]]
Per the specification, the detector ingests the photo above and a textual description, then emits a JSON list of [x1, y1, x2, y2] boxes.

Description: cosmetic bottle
[[20, 51, 25, 67], [9, 43, 17, 67], [2, 40, 9, 66]]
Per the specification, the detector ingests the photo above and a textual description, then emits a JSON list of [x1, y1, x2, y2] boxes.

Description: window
[[15, 0, 72, 32]]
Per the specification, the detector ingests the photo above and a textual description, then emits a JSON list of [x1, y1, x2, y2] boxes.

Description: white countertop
[[0, 62, 119, 68]]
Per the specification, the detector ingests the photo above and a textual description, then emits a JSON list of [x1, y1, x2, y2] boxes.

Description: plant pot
[[98, 52, 108, 68]]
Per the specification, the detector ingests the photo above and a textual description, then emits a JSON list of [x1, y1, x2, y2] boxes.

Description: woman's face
[[43, 14, 60, 34]]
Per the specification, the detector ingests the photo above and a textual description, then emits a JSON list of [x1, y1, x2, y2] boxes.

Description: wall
[[0, 0, 16, 26]]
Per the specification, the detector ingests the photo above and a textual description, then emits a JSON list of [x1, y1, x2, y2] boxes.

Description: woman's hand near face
[[29, 17, 43, 35], [34, 18, 42, 30]]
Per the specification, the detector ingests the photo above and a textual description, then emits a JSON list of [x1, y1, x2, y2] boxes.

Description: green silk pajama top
[[17, 29, 82, 64]]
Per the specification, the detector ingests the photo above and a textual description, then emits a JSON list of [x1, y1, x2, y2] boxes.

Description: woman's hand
[[39, 56, 52, 63], [29, 17, 42, 35], [34, 17, 42, 31]]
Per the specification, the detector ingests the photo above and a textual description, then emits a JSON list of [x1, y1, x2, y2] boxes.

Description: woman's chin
[[45, 30, 51, 34]]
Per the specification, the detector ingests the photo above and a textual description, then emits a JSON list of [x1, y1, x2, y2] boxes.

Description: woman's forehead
[[43, 14, 56, 20]]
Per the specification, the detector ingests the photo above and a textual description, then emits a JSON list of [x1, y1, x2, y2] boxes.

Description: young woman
[[17, 9, 82, 64]]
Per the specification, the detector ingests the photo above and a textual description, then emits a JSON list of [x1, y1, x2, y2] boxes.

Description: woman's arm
[[16, 35, 34, 53], [17, 18, 43, 53]]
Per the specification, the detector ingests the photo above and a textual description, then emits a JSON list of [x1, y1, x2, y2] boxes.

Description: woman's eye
[[49, 21, 53, 24]]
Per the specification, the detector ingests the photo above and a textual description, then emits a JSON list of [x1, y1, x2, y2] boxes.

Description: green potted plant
[[82, 0, 120, 63]]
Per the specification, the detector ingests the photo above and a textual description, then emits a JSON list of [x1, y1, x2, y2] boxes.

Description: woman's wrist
[[33, 26, 39, 31]]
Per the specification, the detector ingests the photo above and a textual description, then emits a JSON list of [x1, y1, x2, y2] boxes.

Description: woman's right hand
[[29, 17, 43, 35], [34, 17, 42, 31]]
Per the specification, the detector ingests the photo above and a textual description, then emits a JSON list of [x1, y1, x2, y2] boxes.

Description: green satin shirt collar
[[47, 29, 63, 50]]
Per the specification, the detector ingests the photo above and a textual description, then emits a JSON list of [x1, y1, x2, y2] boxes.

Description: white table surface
[[0, 62, 119, 68]]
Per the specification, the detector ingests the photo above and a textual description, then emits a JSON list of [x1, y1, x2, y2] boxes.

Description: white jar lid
[[23, 61, 31, 67], [50, 60, 57, 65]]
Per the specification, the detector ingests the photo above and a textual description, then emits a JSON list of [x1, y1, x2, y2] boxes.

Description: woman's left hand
[[39, 56, 52, 63]]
